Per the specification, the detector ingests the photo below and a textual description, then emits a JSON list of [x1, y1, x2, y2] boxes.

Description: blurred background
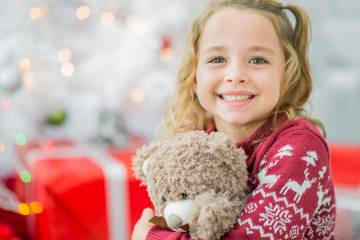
[[0, 0, 359, 239]]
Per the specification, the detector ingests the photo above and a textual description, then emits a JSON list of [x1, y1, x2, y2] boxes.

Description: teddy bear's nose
[[166, 213, 183, 229]]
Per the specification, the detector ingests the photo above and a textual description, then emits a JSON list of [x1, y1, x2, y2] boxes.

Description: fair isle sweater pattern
[[146, 118, 336, 240], [238, 144, 335, 240]]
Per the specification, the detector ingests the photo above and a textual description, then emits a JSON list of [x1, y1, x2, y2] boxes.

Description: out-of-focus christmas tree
[[0, 0, 208, 177]]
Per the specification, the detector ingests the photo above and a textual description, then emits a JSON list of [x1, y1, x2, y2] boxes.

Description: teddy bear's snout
[[163, 199, 197, 231], [166, 214, 183, 229]]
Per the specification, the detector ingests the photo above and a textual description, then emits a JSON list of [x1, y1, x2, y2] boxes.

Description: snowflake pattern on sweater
[[146, 119, 336, 240]]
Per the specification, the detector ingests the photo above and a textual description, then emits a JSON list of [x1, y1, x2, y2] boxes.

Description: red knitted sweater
[[146, 118, 336, 240]]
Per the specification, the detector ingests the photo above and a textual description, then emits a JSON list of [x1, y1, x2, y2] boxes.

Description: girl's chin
[[215, 115, 253, 127]]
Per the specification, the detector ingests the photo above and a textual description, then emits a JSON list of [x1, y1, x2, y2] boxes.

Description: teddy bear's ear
[[142, 159, 150, 177], [208, 132, 234, 148], [208, 132, 248, 173], [132, 140, 161, 184]]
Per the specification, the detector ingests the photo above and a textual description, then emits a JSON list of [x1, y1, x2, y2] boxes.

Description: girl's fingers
[[142, 208, 154, 220]]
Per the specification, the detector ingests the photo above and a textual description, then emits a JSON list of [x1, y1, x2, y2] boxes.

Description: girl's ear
[[192, 82, 197, 95]]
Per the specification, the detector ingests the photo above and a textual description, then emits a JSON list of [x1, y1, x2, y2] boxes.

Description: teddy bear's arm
[[191, 191, 243, 240]]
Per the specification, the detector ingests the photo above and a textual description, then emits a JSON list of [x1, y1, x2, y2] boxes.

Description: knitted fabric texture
[[146, 118, 336, 240]]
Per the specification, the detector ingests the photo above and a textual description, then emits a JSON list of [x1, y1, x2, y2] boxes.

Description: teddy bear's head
[[133, 130, 248, 239]]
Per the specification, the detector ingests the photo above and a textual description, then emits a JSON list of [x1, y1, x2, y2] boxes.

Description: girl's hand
[[132, 208, 155, 240]]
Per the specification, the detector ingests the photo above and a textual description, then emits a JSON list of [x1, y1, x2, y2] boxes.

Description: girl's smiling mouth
[[216, 91, 256, 100]]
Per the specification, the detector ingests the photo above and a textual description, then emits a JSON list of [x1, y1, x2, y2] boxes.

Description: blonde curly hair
[[160, 0, 325, 137]]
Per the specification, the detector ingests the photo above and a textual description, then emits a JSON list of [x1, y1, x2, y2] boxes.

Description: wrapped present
[[0, 222, 22, 240], [15, 141, 133, 240], [0, 223, 13, 240], [0, 176, 27, 240], [109, 149, 153, 234], [330, 144, 360, 240]]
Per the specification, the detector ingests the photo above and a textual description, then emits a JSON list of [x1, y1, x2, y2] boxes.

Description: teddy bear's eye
[[161, 196, 167, 203], [181, 192, 189, 200]]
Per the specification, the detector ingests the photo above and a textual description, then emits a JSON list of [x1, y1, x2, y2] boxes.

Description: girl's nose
[[223, 64, 248, 84], [224, 75, 247, 83]]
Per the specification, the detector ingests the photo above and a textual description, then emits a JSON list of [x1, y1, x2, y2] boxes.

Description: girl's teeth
[[222, 95, 252, 101]]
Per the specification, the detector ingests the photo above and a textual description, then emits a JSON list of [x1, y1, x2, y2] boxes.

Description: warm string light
[[29, 4, 48, 20], [29, 202, 43, 214], [76, 5, 90, 20], [160, 37, 174, 61], [130, 88, 145, 103], [58, 48, 72, 63], [126, 15, 146, 34], [18, 202, 43, 215], [29, 7, 41, 20], [0, 143, 5, 153], [22, 72, 35, 90], [160, 47, 173, 60], [18, 58, 31, 72], [18, 203, 30, 215], [61, 62, 75, 77], [101, 11, 115, 26], [19, 58, 34, 90], [28, 3, 146, 32], [57, 48, 74, 77]]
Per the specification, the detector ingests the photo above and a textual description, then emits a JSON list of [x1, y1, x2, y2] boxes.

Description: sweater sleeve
[[146, 226, 191, 240], [232, 129, 335, 239], [146, 129, 336, 240]]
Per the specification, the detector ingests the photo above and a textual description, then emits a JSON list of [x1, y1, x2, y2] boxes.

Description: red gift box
[[0, 223, 13, 240], [109, 149, 153, 234], [329, 143, 360, 187], [14, 141, 151, 240], [329, 144, 360, 240]]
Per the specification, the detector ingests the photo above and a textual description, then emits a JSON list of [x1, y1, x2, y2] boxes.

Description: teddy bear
[[133, 130, 249, 240]]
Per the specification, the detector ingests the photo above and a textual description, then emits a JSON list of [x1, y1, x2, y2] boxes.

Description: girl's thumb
[[141, 208, 154, 219]]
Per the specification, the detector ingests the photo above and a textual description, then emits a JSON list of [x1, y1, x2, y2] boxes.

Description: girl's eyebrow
[[201, 46, 227, 55], [249, 46, 275, 55], [201, 45, 275, 56]]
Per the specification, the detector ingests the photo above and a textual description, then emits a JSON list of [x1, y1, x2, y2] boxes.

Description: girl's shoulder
[[261, 117, 328, 153], [273, 117, 324, 140]]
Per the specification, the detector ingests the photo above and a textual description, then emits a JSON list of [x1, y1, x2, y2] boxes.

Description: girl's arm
[[132, 208, 155, 240], [146, 129, 336, 240], [229, 129, 336, 239]]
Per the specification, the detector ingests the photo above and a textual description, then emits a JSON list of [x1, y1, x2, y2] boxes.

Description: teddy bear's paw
[[191, 192, 239, 240]]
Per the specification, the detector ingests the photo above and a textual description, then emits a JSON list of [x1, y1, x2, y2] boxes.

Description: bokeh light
[[22, 72, 35, 90], [58, 48, 72, 63], [20, 170, 32, 183], [1, 98, 10, 111], [18, 203, 31, 215], [101, 11, 115, 26], [0, 143, 5, 153], [18, 58, 31, 72], [30, 201, 43, 214], [76, 5, 90, 20], [160, 47, 173, 61], [130, 88, 145, 103], [126, 16, 147, 34], [61, 62, 75, 77], [29, 7, 41, 20], [16, 133, 27, 146]]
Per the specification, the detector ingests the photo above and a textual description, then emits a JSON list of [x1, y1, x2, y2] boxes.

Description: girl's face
[[195, 7, 285, 138]]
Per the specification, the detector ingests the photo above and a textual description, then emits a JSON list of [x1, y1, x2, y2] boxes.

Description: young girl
[[132, 0, 336, 239]]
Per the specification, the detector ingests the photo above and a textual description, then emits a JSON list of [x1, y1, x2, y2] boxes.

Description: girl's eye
[[209, 56, 226, 64], [249, 56, 268, 65], [181, 192, 189, 200]]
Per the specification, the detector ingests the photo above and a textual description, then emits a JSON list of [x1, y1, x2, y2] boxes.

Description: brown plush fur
[[133, 130, 248, 240]]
